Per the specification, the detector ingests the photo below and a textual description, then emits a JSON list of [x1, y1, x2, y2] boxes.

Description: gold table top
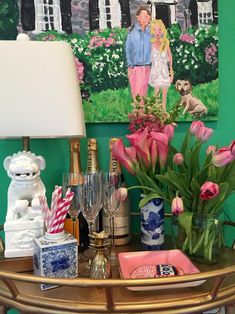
[[0, 236, 235, 314]]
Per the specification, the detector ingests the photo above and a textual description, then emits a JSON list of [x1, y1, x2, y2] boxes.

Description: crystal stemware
[[62, 172, 83, 238], [102, 172, 122, 264], [78, 171, 103, 275]]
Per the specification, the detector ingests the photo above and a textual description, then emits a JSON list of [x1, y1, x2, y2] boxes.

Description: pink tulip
[[189, 121, 204, 135], [212, 147, 235, 167], [195, 126, 213, 142], [229, 140, 235, 157], [164, 123, 176, 140], [150, 132, 169, 168], [173, 153, 184, 165], [171, 196, 184, 215], [200, 181, 219, 200], [127, 128, 151, 168], [115, 187, 128, 202], [112, 139, 136, 175], [206, 145, 216, 155]]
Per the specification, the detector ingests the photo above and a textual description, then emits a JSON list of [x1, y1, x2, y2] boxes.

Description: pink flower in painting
[[205, 43, 218, 66], [74, 57, 84, 83], [106, 37, 115, 45], [42, 34, 56, 41], [180, 33, 195, 44]]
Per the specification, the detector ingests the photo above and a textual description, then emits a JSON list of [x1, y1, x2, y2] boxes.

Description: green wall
[[1, 0, 235, 250]]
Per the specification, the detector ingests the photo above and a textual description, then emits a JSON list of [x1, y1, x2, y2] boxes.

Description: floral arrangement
[[155, 121, 235, 262], [113, 114, 235, 262], [112, 95, 181, 206]]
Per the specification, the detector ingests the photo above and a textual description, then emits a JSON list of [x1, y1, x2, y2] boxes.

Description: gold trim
[[0, 239, 235, 313]]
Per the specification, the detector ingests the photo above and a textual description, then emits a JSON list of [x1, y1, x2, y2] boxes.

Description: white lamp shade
[[0, 39, 86, 138]]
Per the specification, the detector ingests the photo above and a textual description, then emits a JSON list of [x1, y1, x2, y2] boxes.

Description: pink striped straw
[[50, 191, 74, 233], [56, 192, 74, 233], [39, 195, 50, 230], [47, 188, 74, 234], [47, 186, 63, 232]]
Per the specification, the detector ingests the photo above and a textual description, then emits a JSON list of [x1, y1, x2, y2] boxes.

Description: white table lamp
[[0, 35, 86, 258]]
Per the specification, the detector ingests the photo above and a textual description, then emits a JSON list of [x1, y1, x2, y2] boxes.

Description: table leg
[[0, 305, 6, 314], [226, 303, 235, 314]]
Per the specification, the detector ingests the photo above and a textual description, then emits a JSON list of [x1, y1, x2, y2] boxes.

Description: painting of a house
[[12, 0, 218, 123]]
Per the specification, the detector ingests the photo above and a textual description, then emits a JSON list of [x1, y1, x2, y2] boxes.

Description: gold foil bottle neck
[[88, 138, 98, 151], [109, 137, 119, 150], [69, 138, 82, 184], [87, 138, 100, 172], [109, 137, 121, 174], [70, 138, 80, 154]]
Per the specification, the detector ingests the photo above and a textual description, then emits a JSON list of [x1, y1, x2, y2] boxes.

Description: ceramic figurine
[[4, 151, 46, 221], [3, 151, 46, 258]]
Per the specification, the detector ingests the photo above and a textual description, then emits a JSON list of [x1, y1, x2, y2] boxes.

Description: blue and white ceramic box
[[33, 232, 78, 290]]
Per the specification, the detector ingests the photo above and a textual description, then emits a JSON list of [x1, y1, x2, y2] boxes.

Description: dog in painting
[[175, 80, 208, 117]]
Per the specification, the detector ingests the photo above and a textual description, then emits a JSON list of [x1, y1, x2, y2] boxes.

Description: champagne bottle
[[86, 138, 102, 231], [64, 138, 89, 251], [103, 138, 131, 245]]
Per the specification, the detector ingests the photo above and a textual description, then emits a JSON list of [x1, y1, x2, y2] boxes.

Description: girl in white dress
[[148, 19, 174, 110]]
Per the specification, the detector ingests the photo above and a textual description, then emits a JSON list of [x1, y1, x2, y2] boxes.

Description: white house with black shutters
[[20, 0, 72, 33], [18, 0, 217, 35], [89, 0, 131, 31]]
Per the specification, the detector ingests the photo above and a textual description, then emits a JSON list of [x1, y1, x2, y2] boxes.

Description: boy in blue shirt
[[125, 6, 152, 99]]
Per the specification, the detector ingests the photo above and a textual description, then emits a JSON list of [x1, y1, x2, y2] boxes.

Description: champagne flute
[[78, 171, 103, 275], [62, 173, 83, 238], [102, 172, 122, 264]]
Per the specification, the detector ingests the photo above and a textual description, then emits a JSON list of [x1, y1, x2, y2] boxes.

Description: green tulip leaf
[[181, 131, 191, 158], [226, 175, 235, 194], [137, 171, 165, 198], [178, 212, 193, 236], [194, 163, 211, 185], [190, 178, 201, 210], [186, 143, 201, 184], [167, 169, 192, 198], [139, 193, 163, 208]]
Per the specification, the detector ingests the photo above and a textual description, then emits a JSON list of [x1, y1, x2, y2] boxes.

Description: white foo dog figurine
[[4, 151, 46, 258]]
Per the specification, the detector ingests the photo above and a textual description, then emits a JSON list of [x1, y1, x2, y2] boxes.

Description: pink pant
[[128, 66, 151, 99]]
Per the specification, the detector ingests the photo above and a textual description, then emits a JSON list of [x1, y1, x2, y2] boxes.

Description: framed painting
[[13, 0, 218, 123]]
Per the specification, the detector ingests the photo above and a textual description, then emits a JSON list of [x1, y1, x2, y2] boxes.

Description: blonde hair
[[150, 19, 169, 52]]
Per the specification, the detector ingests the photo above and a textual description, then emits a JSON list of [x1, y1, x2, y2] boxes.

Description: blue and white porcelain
[[33, 232, 78, 290], [140, 198, 164, 250]]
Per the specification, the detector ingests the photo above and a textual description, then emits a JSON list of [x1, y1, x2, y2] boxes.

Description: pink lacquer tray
[[118, 250, 205, 291]]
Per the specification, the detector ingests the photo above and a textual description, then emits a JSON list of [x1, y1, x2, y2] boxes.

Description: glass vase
[[172, 213, 224, 264], [140, 198, 164, 250]]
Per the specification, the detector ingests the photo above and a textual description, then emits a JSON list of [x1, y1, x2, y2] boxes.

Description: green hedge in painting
[[36, 23, 218, 123], [168, 23, 218, 85], [0, 0, 19, 40]]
